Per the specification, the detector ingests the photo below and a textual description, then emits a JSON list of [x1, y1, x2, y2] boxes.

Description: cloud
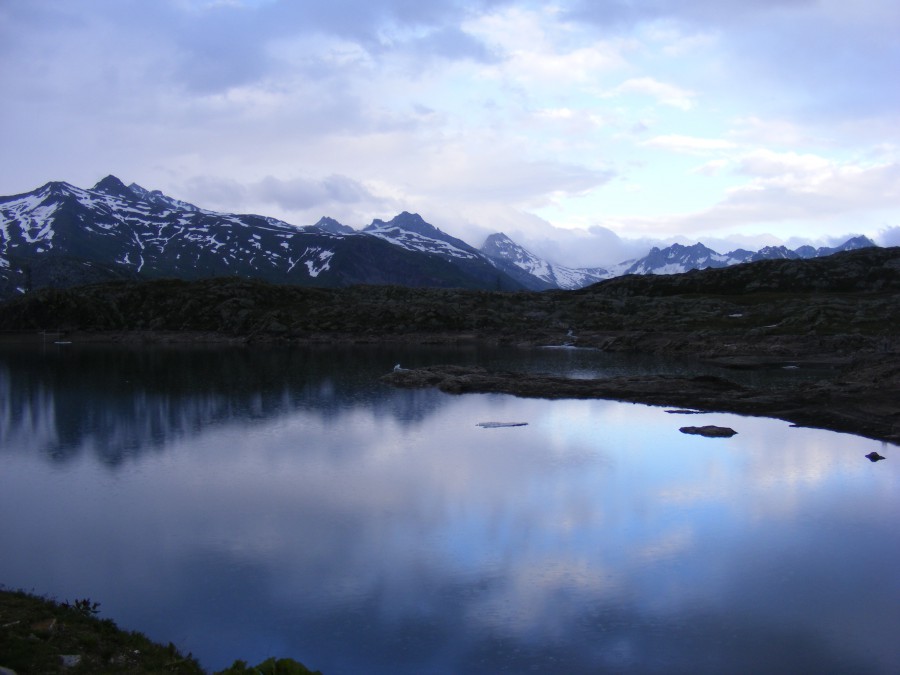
[[609, 77, 696, 110], [878, 227, 900, 248], [729, 116, 816, 148], [465, 5, 627, 89], [566, 0, 900, 129], [680, 156, 900, 231], [391, 25, 499, 65], [565, 0, 812, 31], [643, 135, 739, 154], [1, 0, 898, 256], [469, 214, 659, 268], [254, 174, 383, 211], [182, 173, 392, 225]]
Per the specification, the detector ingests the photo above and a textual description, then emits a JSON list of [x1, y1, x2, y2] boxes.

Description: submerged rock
[[679, 425, 738, 438], [865, 451, 886, 462]]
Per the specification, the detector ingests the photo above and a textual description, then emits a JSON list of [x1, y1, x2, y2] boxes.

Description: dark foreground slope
[[1, 247, 899, 442], [0, 590, 320, 674]]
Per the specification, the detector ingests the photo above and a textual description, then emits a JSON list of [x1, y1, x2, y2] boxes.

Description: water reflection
[[0, 344, 460, 465], [0, 345, 897, 674]]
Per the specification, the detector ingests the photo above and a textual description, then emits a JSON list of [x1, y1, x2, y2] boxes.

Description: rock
[[680, 425, 738, 438], [59, 655, 82, 668], [476, 422, 528, 428], [29, 618, 56, 634], [865, 451, 886, 462]]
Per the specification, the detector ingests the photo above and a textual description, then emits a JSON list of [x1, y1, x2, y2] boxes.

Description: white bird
[[393, 363, 402, 371]]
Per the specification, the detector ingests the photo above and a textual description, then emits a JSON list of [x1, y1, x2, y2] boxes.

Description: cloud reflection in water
[[0, 344, 897, 674]]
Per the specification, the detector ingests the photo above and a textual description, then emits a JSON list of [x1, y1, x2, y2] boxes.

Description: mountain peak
[[313, 216, 354, 235], [483, 232, 513, 244], [92, 175, 133, 199], [841, 235, 877, 250], [367, 212, 443, 238], [379, 211, 432, 232], [481, 232, 521, 257]]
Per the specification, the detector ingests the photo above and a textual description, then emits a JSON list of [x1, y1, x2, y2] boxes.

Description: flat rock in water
[[680, 425, 737, 438], [476, 422, 528, 428]]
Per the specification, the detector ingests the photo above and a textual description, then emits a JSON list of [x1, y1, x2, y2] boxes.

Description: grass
[[0, 589, 321, 674]]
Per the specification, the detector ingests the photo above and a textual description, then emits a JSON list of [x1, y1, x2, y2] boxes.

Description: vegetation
[[0, 589, 320, 675], [0, 247, 897, 353]]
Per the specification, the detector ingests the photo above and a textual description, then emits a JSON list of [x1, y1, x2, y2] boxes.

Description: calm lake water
[[1, 343, 898, 674]]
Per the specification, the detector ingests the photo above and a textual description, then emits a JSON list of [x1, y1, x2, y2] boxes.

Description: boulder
[[680, 425, 737, 438]]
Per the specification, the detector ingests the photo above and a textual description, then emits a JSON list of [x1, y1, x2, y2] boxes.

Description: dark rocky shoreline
[[1, 246, 898, 444], [381, 359, 900, 445]]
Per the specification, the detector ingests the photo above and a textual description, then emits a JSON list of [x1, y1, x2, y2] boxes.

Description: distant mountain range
[[0, 176, 878, 299]]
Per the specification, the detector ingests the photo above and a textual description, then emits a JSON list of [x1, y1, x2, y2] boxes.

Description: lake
[[1, 343, 898, 674]]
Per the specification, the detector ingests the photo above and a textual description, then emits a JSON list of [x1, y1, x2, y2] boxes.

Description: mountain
[[621, 243, 738, 276], [312, 216, 355, 235], [360, 212, 525, 290], [480, 232, 609, 291], [798, 235, 877, 259], [0, 177, 524, 298], [0, 176, 881, 299], [479, 233, 876, 288], [617, 236, 877, 277], [364, 212, 480, 259]]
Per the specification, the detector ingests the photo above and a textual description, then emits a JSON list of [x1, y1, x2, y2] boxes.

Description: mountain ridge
[[0, 176, 880, 298]]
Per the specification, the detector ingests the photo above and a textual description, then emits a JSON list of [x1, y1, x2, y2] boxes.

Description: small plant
[[63, 597, 101, 617], [217, 657, 322, 675]]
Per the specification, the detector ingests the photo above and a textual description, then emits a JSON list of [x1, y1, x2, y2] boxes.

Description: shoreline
[[3, 328, 896, 445], [381, 359, 900, 446]]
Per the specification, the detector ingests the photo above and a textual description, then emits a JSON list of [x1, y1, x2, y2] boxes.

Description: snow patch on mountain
[[304, 248, 335, 277], [480, 232, 610, 290], [365, 212, 480, 260]]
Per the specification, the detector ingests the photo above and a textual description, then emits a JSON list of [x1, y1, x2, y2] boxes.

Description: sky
[[2, 0, 900, 267]]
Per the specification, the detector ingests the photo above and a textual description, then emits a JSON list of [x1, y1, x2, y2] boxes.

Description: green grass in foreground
[[0, 589, 321, 674]]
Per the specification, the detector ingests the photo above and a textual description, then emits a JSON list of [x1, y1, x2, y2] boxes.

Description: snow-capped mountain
[[0, 176, 524, 298], [621, 243, 740, 276], [794, 236, 876, 259], [0, 175, 881, 299], [617, 237, 877, 277], [480, 233, 609, 290], [361, 212, 525, 289], [364, 212, 481, 260]]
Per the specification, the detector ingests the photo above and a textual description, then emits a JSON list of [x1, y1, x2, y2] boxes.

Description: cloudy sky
[[2, 0, 899, 266]]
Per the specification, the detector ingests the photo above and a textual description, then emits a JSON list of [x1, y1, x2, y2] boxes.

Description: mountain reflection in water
[[0, 344, 897, 674]]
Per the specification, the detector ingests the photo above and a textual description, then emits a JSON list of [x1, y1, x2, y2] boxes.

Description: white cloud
[[464, 5, 628, 90], [642, 135, 739, 154], [1, 0, 898, 257], [609, 77, 697, 110], [729, 116, 816, 148], [680, 157, 900, 231], [734, 149, 833, 179], [878, 226, 900, 248], [692, 159, 730, 176]]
